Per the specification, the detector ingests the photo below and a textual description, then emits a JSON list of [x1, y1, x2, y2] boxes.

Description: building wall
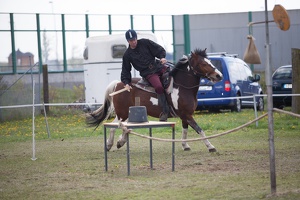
[[173, 9, 300, 71], [1, 72, 84, 89], [7, 49, 35, 72]]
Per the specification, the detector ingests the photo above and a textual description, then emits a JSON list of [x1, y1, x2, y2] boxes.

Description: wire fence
[[1, 61, 299, 122]]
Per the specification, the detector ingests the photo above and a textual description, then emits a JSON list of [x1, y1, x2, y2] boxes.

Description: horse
[[86, 48, 223, 152]]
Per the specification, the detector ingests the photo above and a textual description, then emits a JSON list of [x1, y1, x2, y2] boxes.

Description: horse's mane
[[193, 48, 208, 59], [169, 55, 188, 76], [169, 48, 207, 76]]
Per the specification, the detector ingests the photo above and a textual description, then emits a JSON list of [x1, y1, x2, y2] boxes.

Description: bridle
[[188, 56, 216, 79], [171, 55, 217, 89], [172, 57, 215, 89]]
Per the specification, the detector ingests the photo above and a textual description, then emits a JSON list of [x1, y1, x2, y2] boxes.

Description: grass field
[[0, 108, 299, 199]]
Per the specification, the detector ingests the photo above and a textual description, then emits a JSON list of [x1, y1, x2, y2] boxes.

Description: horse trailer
[[83, 32, 158, 107]]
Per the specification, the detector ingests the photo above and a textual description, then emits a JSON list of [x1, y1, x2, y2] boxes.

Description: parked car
[[272, 65, 292, 108], [196, 53, 264, 112]]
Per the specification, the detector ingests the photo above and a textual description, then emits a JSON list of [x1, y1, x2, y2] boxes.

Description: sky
[[0, 0, 299, 15]]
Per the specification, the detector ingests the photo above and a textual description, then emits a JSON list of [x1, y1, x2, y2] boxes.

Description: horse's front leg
[[187, 118, 217, 152], [181, 128, 191, 151]]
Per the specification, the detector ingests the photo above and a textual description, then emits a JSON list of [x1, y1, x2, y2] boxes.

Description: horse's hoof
[[106, 145, 112, 151], [209, 148, 217, 152], [117, 141, 123, 149], [117, 143, 121, 149], [183, 147, 191, 151]]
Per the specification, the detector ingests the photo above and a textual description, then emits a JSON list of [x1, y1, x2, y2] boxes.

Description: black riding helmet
[[125, 29, 137, 41]]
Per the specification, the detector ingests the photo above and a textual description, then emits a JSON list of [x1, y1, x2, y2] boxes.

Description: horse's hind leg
[[199, 130, 216, 152], [117, 130, 128, 149], [107, 128, 116, 151], [187, 119, 217, 152], [117, 120, 130, 149], [107, 117, 118, 151]]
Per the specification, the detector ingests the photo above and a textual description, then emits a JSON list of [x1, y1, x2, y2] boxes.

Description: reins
[[173, 81, 200, 89], [189, 59, 216, 79], [171, 66, 201, 89], [171, 58, 209, 89]]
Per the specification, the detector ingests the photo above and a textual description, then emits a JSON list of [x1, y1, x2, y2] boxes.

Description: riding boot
[[158, 93, 169, 121], [161, 71, 170, 88]]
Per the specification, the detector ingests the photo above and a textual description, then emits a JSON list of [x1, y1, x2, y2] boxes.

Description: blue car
[[196, 53, 264, 112]]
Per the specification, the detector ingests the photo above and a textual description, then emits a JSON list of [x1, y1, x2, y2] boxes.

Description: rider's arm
[[121, 54, 132, 85], [146, 39, 167, 62]]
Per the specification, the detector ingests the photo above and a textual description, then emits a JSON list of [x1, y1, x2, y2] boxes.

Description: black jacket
[[121, 38, 166, 85]]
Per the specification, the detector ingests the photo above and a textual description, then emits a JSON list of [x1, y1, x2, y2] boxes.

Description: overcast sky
[[0, 0, 299, 15]]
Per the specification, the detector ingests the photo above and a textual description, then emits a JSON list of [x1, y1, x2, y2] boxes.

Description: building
[[8, 49, 34, 70]]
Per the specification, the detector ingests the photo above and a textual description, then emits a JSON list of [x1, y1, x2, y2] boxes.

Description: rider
[[121, 29, 169, 121]]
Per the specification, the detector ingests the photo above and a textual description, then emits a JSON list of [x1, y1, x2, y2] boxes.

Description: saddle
[[133, 73, 174, 94], [133, 64, 174, 94]]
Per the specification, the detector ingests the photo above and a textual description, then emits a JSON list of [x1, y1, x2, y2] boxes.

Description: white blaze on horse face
[[171, 88, 179, 110], [204, 58, 214, 68], [215, 68, 223, 78], [204, 58, 223, 79], [150, 97, 158, 106]]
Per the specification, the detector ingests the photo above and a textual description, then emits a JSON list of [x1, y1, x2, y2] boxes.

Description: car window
[[227, 61, 241, 83], [241, 64, 253, 81], [237, 62, 248, 81], [273, 67, 292, 79], [210, 60, 223, 73]]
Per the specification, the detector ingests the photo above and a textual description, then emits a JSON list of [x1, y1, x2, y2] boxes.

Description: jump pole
[[249, 2, 291, 194], [264, 0, 276, 194]]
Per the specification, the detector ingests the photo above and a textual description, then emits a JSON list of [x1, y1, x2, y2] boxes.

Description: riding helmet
[[125, 29, 137, 41]]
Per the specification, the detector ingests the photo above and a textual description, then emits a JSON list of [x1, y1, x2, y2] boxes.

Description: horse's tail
[[85, 80, 119, 129]]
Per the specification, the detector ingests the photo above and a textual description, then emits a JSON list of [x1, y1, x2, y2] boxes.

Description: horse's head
[[189, 48, 223, 83]]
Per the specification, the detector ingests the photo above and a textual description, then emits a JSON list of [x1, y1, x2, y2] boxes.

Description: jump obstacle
[[102, 108, 299, 175]]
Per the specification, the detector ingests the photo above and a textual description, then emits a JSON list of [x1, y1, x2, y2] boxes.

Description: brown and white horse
[[86, 48, 223, 152]]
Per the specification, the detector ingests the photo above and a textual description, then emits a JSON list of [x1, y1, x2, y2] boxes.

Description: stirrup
[[159, 112, 168, 122]]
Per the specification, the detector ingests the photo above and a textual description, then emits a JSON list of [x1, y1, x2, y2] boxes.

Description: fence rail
[[0, 12, 174, 74]]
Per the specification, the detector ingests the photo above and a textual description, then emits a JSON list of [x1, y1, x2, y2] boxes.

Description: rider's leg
[[146, 73, 169, 121], [157, 93, 169, 121]]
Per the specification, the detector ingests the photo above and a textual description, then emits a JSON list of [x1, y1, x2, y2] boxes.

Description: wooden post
[[292, 48, 300, 114], [42, 64, 49, 114]]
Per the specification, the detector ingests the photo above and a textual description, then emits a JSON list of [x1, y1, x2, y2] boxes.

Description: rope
[[118, 113, 268, 142], [273, 108, 300, 118], [117, 108, 298, 143]]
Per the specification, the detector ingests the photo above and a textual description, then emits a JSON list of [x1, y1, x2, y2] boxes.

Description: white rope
[[118, 108, 299, 142], [119, 113, 268, 142], [273, 108, 300, 118]]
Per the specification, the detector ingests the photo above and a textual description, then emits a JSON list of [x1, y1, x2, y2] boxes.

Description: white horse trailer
[[83, 33, 158, 107]]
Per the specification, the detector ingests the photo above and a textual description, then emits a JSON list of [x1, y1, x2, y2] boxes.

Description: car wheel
[[231, 96, 241, 112], [257, 97, 264, 111]]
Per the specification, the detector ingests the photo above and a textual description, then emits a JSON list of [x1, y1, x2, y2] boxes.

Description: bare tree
[[42, 30, 51, 63]]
